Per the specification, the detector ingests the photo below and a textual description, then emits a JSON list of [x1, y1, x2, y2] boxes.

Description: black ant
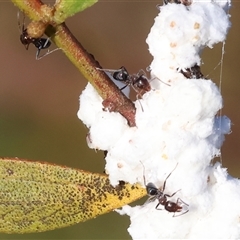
[[97, 66, 151, 97], [162, 0, 192, 6], [179, 64, 204, 79], [17, 12, 58, 60], [143, 163, 189, 217]]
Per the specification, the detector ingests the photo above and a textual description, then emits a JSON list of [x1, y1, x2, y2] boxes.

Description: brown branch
[[12, 0, 137, 126], [51, 23, 136, 126]]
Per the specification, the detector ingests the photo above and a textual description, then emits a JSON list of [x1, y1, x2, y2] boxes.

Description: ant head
[[19, 29, 30, 47], [18, 12, 32, 50], [146, 183, 159, 196], [112, 66, 129, 81]]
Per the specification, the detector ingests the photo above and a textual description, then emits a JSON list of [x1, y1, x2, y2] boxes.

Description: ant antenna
[[145, 66, 171, 87]]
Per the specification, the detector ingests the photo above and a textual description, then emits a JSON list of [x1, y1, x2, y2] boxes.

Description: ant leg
[[172, 198, 189, 217], [137, 69, 147, 77], [135, 92, 144, 112], [120, 84, 129, 91], [96, 68, 114, 73], [165, 189, 181, 198], [36, 47, 60, 60], [173, 208, 189, 217], [43, 38, 50, 48], [35, 48, 41, 60], [96, 67, 122, 74], [177, 198, 189, 207], [155, 202, 163, 210], [150, 75, 171, 87], [178, 198, 187, 204]]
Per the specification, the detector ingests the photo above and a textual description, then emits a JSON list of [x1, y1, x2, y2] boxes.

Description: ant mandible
[[144, 163, 189, 217], [17, 12, 58, 60], [97, 66, 151, 97]]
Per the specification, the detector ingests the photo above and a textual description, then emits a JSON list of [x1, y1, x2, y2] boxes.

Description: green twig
[[52, 23, 136, 126], [11, 0, 136, 127]]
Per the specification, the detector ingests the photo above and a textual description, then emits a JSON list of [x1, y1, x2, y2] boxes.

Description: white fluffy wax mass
[[147, 1, 231, 84], [78, 1, 239, 239], [77, 84, 129, 150]]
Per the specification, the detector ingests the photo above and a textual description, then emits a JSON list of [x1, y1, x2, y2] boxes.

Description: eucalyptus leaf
[[0, 158, 146, 233]]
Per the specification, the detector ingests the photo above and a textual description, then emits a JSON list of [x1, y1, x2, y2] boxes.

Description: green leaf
[[54, 0, 98, 24], [0, 158, 146, 233]]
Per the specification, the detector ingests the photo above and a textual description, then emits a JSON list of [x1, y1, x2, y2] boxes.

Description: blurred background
[[0, 0, 239, 239]]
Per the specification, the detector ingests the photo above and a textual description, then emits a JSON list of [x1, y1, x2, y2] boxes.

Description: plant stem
[[12, 0, 43, 20], [52, 23, 136, 126], [11, 0, 137, 127]]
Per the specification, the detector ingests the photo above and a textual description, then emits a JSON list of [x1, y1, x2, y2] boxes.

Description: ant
[[179, 64, 204, 79], [97, 66, 151, 97], [162, 0, 192, 6], [143, 163, 189, 217], [18, 12, 58, 60]]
